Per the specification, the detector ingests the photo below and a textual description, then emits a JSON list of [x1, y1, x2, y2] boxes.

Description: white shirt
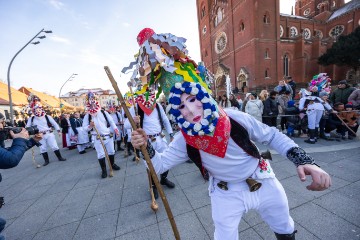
[[26, 115, 60, 132], [82, 111, 117, 135], [148, 109, 298, 183], [124, 105, 173, 136]]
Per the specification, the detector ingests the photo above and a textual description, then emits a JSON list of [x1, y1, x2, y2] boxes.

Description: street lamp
[[59, 73, 78, 113], [7, 28, 52, 125]]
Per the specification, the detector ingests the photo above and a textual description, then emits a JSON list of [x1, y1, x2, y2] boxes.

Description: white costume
[[26, 115, 60, 153], [146, 110, 296, 239], [69, 117, 89, 153], [82, 111, 117, 159]]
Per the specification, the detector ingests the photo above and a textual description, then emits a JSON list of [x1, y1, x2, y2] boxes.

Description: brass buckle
[[217, 181, 228, 191]]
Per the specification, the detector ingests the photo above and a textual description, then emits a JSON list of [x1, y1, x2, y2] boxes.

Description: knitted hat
[[338, 80, 347, 85], [287, 100, 295, 107], [345, 102, 354, 109]]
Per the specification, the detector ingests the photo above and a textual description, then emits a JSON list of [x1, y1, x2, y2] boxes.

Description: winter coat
[[348, 89, 360, 107], [277, 95, 290, 115], [0, 138, 37, 169], [245, 99, 263, 122], [263, 97, 279, 117], [330, 85, 355, 105], [274, 84, 293, 99], [285, 106, 300, 126]]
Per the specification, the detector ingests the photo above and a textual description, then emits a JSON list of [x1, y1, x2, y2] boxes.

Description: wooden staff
[[127, 83, 140, 163], [335, 113, 357, 136], [92, 123, 114, 177], [31, 148, 41, 168], [104, 66, 180, 240]]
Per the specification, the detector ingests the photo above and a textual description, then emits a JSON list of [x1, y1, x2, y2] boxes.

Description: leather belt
[[40, 130, 53, 135]]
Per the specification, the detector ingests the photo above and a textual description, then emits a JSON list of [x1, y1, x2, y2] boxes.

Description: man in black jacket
[[263, 91, 279, 127]]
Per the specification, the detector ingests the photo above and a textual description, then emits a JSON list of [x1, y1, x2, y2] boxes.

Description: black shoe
[[54, 150, 66, 161], [128, 151, 132, 156], [101, 170, 107, 178], [79, 150, 86, 154], [112, 164, 120, 171], [118, 147, 124, 151], [304, 139, 316, 144], [152, 187, 159, 200], [348, 136, 355, 140], [160, 178, 175, 188], [132, 156, 136, 161], [42, 152, 50, 166]]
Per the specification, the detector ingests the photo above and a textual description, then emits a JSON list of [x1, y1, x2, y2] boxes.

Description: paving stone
[[9, 184, 52, 204], [174, 171, 205, 189], [291, 202, 360, 239], [183, 182, 210, 209], [238, 228, 263, 240], [115, 223, 160, 240], [0, 198, 36, 220], [84, 190, 122, 218], [158, 211, 210, 240], [32, 221, 79, 240], [73, 210, 118, 240]]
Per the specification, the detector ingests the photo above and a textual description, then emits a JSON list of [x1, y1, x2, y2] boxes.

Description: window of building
[[239, 20, 245, 32], [214, 32, 227, 54], [329, 25, 344, 38], [289, 26, 298, 38], [216, 7, 224, 25], [303, 28, 311, 39], [280, 25, 284, 37], [204, 50, 208, 57], [314, 29, 323, 39], [263, 13, 270, 24], [283, 54, 289, 77], [201, 4, 206, 18], [265, 49, 269, 59], [265, 68, 270, 78], [303, 8, 310, 16], [202, 25, 207, 34]]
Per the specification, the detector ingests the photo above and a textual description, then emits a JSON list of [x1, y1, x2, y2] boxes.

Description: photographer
[[0, 113, 5, 148], [0, 128, 42, 240]]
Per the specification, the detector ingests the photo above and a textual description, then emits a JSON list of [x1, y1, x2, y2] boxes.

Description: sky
[[0, 0, 350, 97]]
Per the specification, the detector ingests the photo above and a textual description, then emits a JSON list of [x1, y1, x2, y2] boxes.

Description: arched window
[[263, 12, 270, 24], [265, 68, 270, 78], [265, 49, 269, 59], [201, 4, 206, 18], [283, 54, 289, 77], [214, 16, 218, 27], [217, 7, 224, 24], [239, 20, 245, 32]]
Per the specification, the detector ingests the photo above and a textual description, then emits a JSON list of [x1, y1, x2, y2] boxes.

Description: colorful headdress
[[28, 94, 44, 117], [123, 92, 135, 108], [122, 28, 217, 136], [85, 91, 101, 114], [309, 73, 331, 95], [105, 99, 117, 112]]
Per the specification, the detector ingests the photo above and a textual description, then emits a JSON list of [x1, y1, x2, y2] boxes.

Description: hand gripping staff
[[92, 122, 114, 177], [104, 66, 180, 240]]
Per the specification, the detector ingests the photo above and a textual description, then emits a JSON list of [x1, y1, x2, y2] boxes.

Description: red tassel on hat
[[137, 28, 155, 46]]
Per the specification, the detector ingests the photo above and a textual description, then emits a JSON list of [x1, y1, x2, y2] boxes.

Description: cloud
[[48, 0, 65, 10], [49, 35, 71, 45], [122, 22, 130, 28]]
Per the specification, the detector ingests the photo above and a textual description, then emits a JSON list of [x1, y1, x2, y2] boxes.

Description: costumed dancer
[[123, 92, 134, 157], [124, 84, 176, 199], [26, 94, 66, 166], [82, 92, 121, 178], [105, 99, 125, 151], [129, 28, 331, 240], [69, 112, 89, 154], [299, 73, 333, 144]]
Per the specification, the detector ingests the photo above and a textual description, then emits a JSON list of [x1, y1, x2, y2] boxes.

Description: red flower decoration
[[136, 28, 155, 46]]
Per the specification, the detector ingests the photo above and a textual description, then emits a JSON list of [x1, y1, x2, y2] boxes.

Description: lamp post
[[59, 73, 78, 114], [7, 28, 52, 125]]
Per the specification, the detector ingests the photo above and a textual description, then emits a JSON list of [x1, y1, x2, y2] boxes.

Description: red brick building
[[196, 0, 360, 96]]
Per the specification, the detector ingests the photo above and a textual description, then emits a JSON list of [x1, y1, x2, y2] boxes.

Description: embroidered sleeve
[[286, 147, 317, 167], [141, 139, 156, 159]]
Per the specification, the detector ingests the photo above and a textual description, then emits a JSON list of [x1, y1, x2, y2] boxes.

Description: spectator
[[241, 93, 252, 112], [325, 103, 347, 139], [277, 90, 291, 132], [274, 80, 293, 100], [259, 90, 269, 102], [263, 91, 279, 127], [0, 128, 42, 240], [339, 103, 359, 140], [286, 76, 296, 99], [330, 80, 355, 105], [229, 94, 240, 110], [319, 92, 333, 140], [348, 83, 360, 109], [245, 93, 263, 122], [236, 95, 243, 110], [219, 94, 231, 108], [285, 100, 300, 137], [0, 113, 5, 148]]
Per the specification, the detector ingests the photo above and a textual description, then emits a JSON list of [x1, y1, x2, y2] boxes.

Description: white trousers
[[77, 144, 86, 152], [39, 132, 59, 153], [210, 178, 294, 240], [94, 136, 115, 159], [307, 109, 323, 130]]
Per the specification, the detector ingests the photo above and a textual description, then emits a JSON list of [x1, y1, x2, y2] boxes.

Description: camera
[[3, 126, 39, 140]]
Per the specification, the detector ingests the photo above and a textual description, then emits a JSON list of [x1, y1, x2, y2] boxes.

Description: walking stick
[[31, 148, 41, 168], [147, 169, 159, 212], [335, 113, 357, 136], [104, 66, 180, 240], [127, 83, 140, 163], [92, 123, 114, 177]]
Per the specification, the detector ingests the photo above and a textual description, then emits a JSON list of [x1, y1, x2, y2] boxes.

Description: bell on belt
[[246, 178, 262, 192]]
